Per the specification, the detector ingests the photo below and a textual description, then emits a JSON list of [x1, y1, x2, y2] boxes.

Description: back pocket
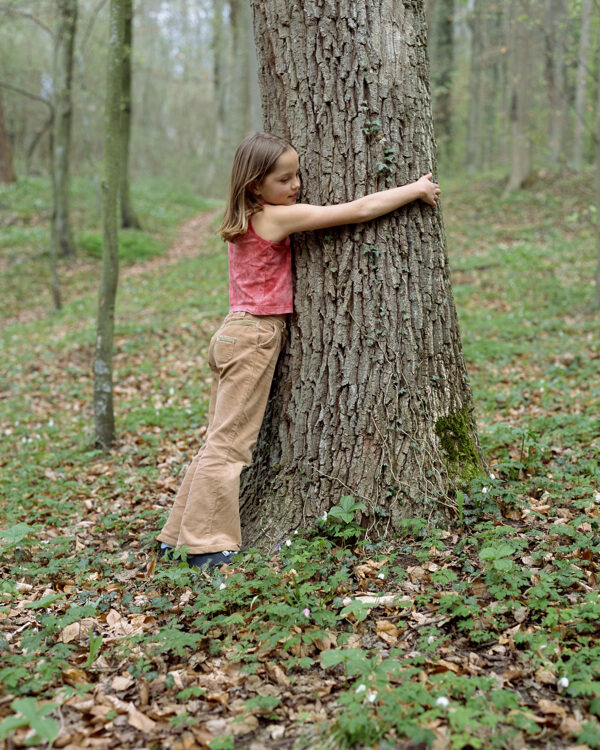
[[214, 334, 236, 363]]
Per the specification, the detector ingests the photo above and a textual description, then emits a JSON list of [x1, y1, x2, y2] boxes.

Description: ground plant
[[0, 169, 599, 748]]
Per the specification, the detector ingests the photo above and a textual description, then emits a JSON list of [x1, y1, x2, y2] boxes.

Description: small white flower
[[557, 677, 569, 689], [427, 635, 436, 644], [355, 684, 366, 694], [366, 690, 378, 703], [595, 492, 600, 503], [169, 387, 174, 395], [288, 568, 298, 576], [302, 608, 310, 618], [48, 419, 54, 427], [435, 696, 449, 708], [293, 530, 298, 534], [490, 473, 496, 480], [482, 487, 488, 494], [219, 583, 227, 590], [321, 512, 328, 522], [285, 539, 292, 547], [377, 573, 385, 580]]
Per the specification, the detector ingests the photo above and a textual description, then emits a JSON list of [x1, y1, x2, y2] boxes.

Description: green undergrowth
[[1, 169, 599, 748]]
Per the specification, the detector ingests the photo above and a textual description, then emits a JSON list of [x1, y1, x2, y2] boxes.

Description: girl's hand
[[416, 173, 441, 206]]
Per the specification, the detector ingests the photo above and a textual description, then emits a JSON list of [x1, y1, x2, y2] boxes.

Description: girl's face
[[254, 149, 301, 206]]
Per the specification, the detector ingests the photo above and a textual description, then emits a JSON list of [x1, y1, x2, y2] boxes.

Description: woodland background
[[1, 1, 600, 749]]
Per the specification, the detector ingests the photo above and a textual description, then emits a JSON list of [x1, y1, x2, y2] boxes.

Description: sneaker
[[187, 550, 236, 568]]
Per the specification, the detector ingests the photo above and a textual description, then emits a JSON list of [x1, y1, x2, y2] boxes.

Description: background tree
[[119, 0, 140, 228], [240, 0, 485, 548], [0, 89, 16, 182], [52, 0, 77, 257], [93, 0, 124, 449], [429, 0, 455, 164]]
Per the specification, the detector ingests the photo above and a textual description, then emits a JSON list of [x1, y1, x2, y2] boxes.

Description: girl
[[157, 132, 440, 567]]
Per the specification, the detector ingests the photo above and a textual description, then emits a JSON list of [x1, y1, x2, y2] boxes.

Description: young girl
[[157, 131, 440, 567]]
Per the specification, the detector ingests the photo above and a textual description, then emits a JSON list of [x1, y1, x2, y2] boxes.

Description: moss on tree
[[435, 407, 485, 484]]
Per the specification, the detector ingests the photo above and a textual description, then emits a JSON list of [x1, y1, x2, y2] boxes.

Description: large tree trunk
[[241, 0, 485, 549], [94, 0, 125, 450], [119, 0, 141, 229], [52, 0, 77, 258], [0, 90, 16, 183], [228, 0, 254, 146], [573, 0, 592, 166], [504, 0, 532, 193]]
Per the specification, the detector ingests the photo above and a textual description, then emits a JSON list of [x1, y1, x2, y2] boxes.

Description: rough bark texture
[[241, 0, 485, 549], [52, 0, 77, 257], [94, 0, 124, 450], [0, 90, 16, 183], [119, 0, 141, 229]]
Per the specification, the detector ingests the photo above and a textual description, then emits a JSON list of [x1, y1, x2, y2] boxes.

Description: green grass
[[0, 168, 599, 748]]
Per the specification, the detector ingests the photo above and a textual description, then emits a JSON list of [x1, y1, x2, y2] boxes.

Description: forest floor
[[1, 169, 599, 749]]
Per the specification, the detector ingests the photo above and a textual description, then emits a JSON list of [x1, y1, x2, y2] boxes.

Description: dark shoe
[[157, 542, 175, 558], [187, 550, 236, 568]]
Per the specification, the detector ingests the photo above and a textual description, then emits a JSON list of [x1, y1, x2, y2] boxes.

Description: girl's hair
[[218, 132, 294, 242]]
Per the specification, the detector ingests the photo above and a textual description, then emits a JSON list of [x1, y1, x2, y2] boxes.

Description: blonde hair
[[218, 132, 294, 242]]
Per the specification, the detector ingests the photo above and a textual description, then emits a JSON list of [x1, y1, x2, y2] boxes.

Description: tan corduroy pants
[[157, 311, 287, 554]]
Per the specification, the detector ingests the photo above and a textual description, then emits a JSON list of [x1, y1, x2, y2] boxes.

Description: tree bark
[[241, 0, 485, 549], [0, 89, 16, 183], [119, 0, 141, 229], [94, 0, 125, 450], [52, 0, 77, 257], [504, 0, 532, 193], [573, 0, 592, 166]]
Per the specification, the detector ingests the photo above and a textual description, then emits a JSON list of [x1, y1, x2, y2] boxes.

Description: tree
[[573, 0, 592, 166], [52, 0, 78, 257], [504, 0, 532, 193], [0, 88, 16, 183], [93, 0, 125, 449], [544, 0, 569, 165], [119, 0, 141, 229], [429, 0, 455, 166], [240, 0, 485, 548]]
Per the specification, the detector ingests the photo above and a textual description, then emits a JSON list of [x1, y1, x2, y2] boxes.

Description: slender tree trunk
[[120, 0, 141, 229], [593, 49, 600, 309], [505, 0, 532, 193], [573, 0, 592, 166], [241, 0, 485, 549], [544, 0, 568, 165], [228, 0, 253, 146], [205, 0, 228, 192], [0, 90, 16, 183], [429, 0, 455, 165], [466, 0, 484, 172], [52, 0, 77, 258], [94, 0, 125, 450]]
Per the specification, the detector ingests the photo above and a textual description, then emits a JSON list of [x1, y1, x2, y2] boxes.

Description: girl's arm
[[259, 174, 440, 242]]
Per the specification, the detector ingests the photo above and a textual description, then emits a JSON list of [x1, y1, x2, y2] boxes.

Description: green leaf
[[0, 523, 33, 545], [24, 593, 66, 609]]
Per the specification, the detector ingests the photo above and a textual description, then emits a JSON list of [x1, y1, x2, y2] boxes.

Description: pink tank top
[[228, 218, 293, 314]]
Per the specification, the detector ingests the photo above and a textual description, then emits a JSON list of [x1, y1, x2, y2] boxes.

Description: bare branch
[[81, 0, 109, 50], [0, 80, 53, 113], [0, 4, 52, 35]]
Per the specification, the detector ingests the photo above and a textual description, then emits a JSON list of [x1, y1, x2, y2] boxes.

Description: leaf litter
[[1, 171, 600, 748]]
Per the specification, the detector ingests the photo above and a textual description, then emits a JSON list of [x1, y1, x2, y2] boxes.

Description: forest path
[[122, 208, 221, 280]]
